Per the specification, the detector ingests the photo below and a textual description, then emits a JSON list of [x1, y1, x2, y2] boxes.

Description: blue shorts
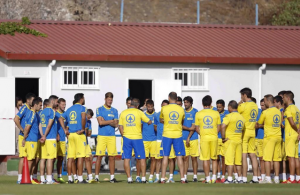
[[161, 136, 185, 157], [122, 137, 145, 159]]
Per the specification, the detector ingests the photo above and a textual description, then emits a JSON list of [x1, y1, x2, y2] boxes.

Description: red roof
[[0, 20, 300, 64]]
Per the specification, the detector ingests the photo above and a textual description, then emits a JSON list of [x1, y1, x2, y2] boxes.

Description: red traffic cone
[[20, 157, 31, 184]]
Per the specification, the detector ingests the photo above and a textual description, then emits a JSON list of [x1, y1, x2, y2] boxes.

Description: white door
[[153, 79, 182, 112], [0, 78, 16, 155]]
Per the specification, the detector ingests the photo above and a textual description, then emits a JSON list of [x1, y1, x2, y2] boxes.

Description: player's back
[[142, 112, 156, 141], [195, 109, 220, 141], [261, 107, 281, 138], [40, 107, 57, 139], [284, 104, 300, 137], [224, 112, 245, 143], [238, 101, 258, 130], [63, 104, 86, 133], [160, 103, 185, 139]]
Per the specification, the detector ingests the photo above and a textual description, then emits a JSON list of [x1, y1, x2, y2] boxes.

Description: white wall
[[0, 57, 7, 77]]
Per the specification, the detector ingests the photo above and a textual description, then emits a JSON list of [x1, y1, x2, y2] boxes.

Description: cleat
[[205, 180, 211, 184], [57, 177, 66, 184], [110, 178, 118, 183], [94, 178, 100, 183], [154, 178, 159, 183], [17, 180, 21, 184], [136, 177, 142, 183], [224, 179, 234, 184], [274, 179, 280, 184], [31, 179, 39, 184], [249, 180, 259, 184], [160, 180, 166, 184], [128, 181, 133, 184], [40, 180, 47, 184], [78, 180, 88, 184], [166, 178, 175, 183], [52, 179, 60, 184], [74, 179, 79, 184], [142, 180, 148, 183], [193, 178, 198, 182], [221, 178, 226, 183], [211, 179, 216, 184], [238, 180, 244, 184], [181, 180, 187, 184], [149, 178, 153, 183], [259, 179, 273, 184], [282, 178, 296, 184], [67, 180, 74, 184], [185, 179, 188, 183], [47, 180, 59, 184], [216, 178, 222, 183], [88, 179, 96, 184]]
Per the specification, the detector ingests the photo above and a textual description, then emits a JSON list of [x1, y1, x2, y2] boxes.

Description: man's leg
[[249, 153, 259, 181], [33, 158, 40, 181], [191, 157, 198, 180], [149, 157, 156, 180], [203, 160, 210, 181], [40, 159, 46, 182], [183, 156, 189, 180], [46, 158, 54, 182], [57, 156, 63, 178], [95, 156, 103, 179], [176, 156, 185, 180], [85, 157, 93, 180], [136, 158, 141, 177], [212, 159, 218, 181], [221, 156, 226, 181], [109, 156, 116, 180], [259, 157, 265, 180], [161, 156, 169, 181], [28, 160, 34, 180], [155, 159, 162, 181], [124, 159, 131, 179], [140, 159, 146, 178]]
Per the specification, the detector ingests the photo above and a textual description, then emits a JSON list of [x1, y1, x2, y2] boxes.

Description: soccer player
[[22, 97, 42, 183], [160, 92, 186, 183], [119, 98, 152, 183], [221, 100, 245, 183], [95, 92, 119, 183], [257, 95, 282, 184], [84, 109, 95, 183], [55, 98, 67, 183], [59, 93, 87, 184], [256, 99, 266, 181], [142, 99, 157, 183], [282, 91, 300, 183], [216, 99, 229, 183], [177, 96, 183, 107], [274, 95, 287, 182], [195, 95, 221, 183], [238, 87, 259, 183], [182, 96, 198, 182], [39, 95, 58, 184]]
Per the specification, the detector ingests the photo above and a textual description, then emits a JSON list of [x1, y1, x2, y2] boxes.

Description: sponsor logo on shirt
[[169, 111, 179, 124], [272, 114, 280, 127], [235, 120, 244, 133], [249, 109, 257, 122], [126, 114, 136, 126], [108, 114, 114, 117], [203, 116, 213, 129], [70, 111, 77, 124]]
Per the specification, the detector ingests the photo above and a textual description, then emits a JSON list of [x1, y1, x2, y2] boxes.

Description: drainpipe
[[48, 60, 56, 97], [258, 63, 266, 101]]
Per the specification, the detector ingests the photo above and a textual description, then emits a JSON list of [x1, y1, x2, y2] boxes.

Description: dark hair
[[240, 88, 252, 98], [216, 99, 225, 107], [49, 95, 59, 101], [278, 91, 286, 96], [177, 96, 182, 102], [285, 91, 294, 100], [228, 100, 238, 109], [274, 95, 283, 105], [32, 97, 42, 106], [25, 93, 36, 101], [146, 99, 154, 106], [126, 97, 133, 103], [264, 94, 274, 103], [202, 95, 212, 107], [162, 100, 169, 104], [74, 93, 84, 104], [58, 98, 66, 104], [131, 98, 140, 107], [183, 96, 193, 105], [15, 96, 22, 108], [251, 97, 257, 103], [105, 92, 113, 99], [169, 92, 177, 101], [260, 98, 264, 103], [43, 99, 50, 106], [87, 109, 94, 117]]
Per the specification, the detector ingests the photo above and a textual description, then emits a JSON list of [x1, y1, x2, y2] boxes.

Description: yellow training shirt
[[222, 111, 245, 142], [258, 107, 282, 138], [284, 104, 300, 137], [238, 101, 258, 131]]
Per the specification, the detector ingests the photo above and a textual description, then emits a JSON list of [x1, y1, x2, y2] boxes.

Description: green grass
[[0, 175, 299, 195]]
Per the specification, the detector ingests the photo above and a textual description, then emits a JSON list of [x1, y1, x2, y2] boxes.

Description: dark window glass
[[64, 71, 67, 84], [73, 71, 77, 84], [184, 73, 188, 86], [68, 71, 72, 84]]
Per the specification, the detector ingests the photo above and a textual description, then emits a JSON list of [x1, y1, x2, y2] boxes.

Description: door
[[128, 80, 152, 107]]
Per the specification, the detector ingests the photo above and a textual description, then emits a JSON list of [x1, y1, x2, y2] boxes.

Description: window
[[173, 68, 209, 91], [62, 67, 99, 89]]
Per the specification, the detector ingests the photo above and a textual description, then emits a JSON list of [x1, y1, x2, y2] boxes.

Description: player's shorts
[[217, 138, 224, 156], [242, 129, 256, 154], [200, 139, 218, 160], [96, 136, 117, 156], [162, 136, 185, 157], [263, 136, 282, 162], [67, 133, 86, 159], [143, 141, 156, 158], [223, 140, 242, 166], [184, 140, 199, 157], [121, 137, 135, 159], [285, 135, 299, 158], [85, 144, 92, 157], [57, 141, 66, 157], [41, 140, 57, 159], [18, 135, 26, 158], [282, 141, 286, 161], [35, 140, 41, 158], [24, 141, 37, 161], [122, 136, 145, 159], [156, 140, 175, 159], [255, 139, 264, 158]]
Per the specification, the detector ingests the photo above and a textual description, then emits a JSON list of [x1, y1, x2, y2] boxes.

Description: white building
[[0, 20, 300, 155]]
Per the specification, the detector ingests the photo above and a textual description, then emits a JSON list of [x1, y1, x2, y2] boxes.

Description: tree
[[272, 0, 300, 26]]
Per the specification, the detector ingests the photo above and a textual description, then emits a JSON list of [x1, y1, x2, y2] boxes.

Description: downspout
[[258, 63, 266, 101], [48, 60, 56, 97]]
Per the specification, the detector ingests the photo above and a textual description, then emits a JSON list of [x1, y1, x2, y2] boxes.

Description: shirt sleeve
[[26, 111, 35, 126], [50, 109, 55, 120], [159, 108, 164, 119], [217, 113, 221, 125], [192, 111, 196, 124], [285, 108, 293, 118], [222, 115, 230, 126], [154, 114, 158, 126], [82, 106, 87, 113], [258, 111, 266, 125], [16, 105, 27, 119], [61, 111, 67, 120], [114, 109, 119, 120], [238, 103, 245, 114], [88, 121, 92, 131], [141, 111, 150, 123], [119, 113, 123, 126], [195, 112, 200, 126]]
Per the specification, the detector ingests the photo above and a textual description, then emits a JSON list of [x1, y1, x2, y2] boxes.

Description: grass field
[[0, 175, 299, 195]]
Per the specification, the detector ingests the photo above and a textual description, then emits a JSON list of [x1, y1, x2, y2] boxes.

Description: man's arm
[[217, 124, 221, 133], [288, 117, 298, 132], [58, 117, 69, 136], [97, 117, 115, 126], [78, 112, 86, 135], [119, 125, 124, 137], [22, 125, 31, 146], [154, 125, 157, 132], [221, 124, 228, 143], [183, 124, 195, 131], [14, 116, 23, 133], [195, 125, 200, 135], [43, 119, 54, 138]]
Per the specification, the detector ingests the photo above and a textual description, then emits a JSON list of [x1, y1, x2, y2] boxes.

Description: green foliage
[[0, 17, 47, 37], [272, 0, 300, 26]]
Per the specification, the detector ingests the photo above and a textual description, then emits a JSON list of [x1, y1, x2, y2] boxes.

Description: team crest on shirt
[[53, 143, 56, 147], [31, 144, 34, 148], [249, 109, 257, 122], [70, 111, 77, 121], [203, 116, 213, 129], [235, 120, 243, 133], [168, 111, 179, 124], [84, 142, 86, 146], [126, 114, 136, 126], [272, 114, 280, 127], [40, 114, 45, 124]]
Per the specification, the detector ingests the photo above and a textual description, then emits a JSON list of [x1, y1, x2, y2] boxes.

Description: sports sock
[[46, 175, 52, 182], [89, 174, 93, 181], [228, 176, 233, 182], [141, 177, 146, 182], [282, 173, 286, 181], [149, 174, 153, 179], [181, 178, 185, 181], [68, 175, 73, 181], [212, 175, 216, 181], [238, 177, 242, 182], [243, 177, 247, 182], [262, 174, 266, 180], [217, 172, 221, 178], [30, 175, 32, 180], [296, 175, 300, 181], [206, 176, 210, 182], [128, 177, 132, 182], [41, 175, 45, 182], [252, 176, 258, 182], [110, 175, 114, 180], [33, 174, 37, 179], [258, 176, 261, 180], [18, 174, 22, 181], [234, 173, 238, 179], [95, 175, 99, 179], [274, 176, 279, 181], [156, 174, 160, 179], [58, 174, 62, 178], [78, 176, 83, 182], [193, 174, 197, 179], [266, 176, 271, 182], [221, 175, 225, 179], [161, 178, 165, 181], [74, 174, 78, 180], [290, 175, 295, 181], [184, 175, 187, 180], [169, 174, 173, 179]]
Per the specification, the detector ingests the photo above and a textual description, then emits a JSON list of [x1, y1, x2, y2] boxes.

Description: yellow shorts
[[35, 141, 41, 158], [57, 141, 66, 157], [41, 140, 57, 159], [200, 139, 218, 160], [263, 137, 282, 162], [282, 141, 286, 161], [217, 139, 224, 156], [184, 140, 199, 157], [155, 141, 175, 159], [242, 130, 256, 154], [67, 133, 86, 159], [144, 141, 156, 158], [18, 135, 26, 158], [223, 140, 242, 166], [255, 139, 264, 157], [285, 135, 299, 158], [25, 141, 37, 161], [96, 136, 117, 156], [85, 144, 92, 157]]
